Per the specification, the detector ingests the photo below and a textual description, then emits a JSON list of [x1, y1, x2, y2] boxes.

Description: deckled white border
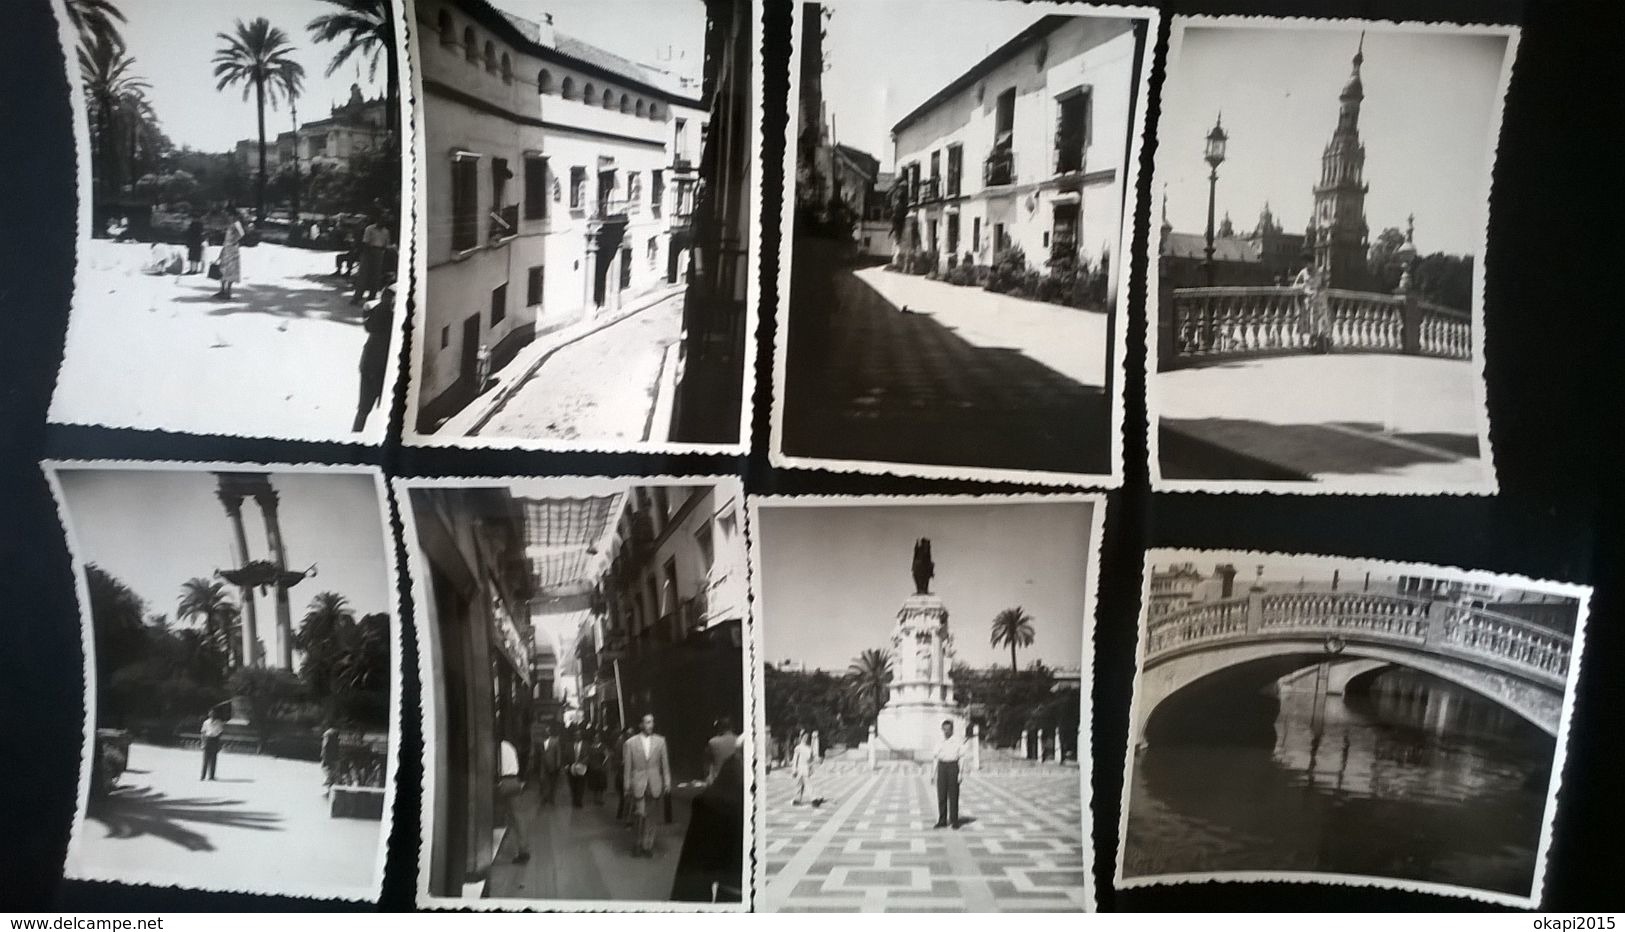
[[399, 2, 763, 457], [43, 0, 416, 447], [42, 459, 404, 903], [1112, 547, 1593, 908], [765, 0, 1157, 489], [747, 491, 1108, 912], [398, 473, 753, 912], [1144, 15, 1515, 496]]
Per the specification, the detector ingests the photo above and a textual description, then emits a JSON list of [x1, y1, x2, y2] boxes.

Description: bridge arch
[[1132, 639, 1563, 749]]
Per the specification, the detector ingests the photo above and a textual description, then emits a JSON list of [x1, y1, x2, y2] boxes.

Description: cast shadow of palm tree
[[170, 280, 365, 325], [87, 786, 285, 853]]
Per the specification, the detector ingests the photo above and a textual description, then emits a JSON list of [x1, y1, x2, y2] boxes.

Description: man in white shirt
[[622, 714, 671, 857], [497, 738, 530, 864], [930, 719, 966, 829], [790, 731, 816, 805], [199, 711, 225, 781]]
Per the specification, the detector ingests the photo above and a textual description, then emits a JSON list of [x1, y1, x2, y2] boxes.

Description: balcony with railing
[[488, 204, 518, 244], [983, 147, 1016, 187], [1160, 285, 1473, 370], [915, 176, 941, 206], [593, 196, 630, 223]]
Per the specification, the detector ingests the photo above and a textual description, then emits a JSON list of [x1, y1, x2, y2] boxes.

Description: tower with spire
[[1307, 34, 1372, 288]]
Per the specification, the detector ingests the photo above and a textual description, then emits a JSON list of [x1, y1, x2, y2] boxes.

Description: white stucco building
[[891, 14, 1140, 293], [415, 0, 706, 428]]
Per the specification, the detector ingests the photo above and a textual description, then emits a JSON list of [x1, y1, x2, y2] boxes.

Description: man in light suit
[[623, 713, 671, 857]]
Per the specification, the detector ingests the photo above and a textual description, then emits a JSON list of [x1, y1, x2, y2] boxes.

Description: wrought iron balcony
[[983, 147, 1016, 187]]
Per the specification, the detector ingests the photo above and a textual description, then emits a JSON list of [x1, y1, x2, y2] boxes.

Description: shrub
[[913, 249, 940, 277], [985, 246, 1027, 294]]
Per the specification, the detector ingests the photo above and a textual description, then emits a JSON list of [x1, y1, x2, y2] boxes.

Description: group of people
[[136, 207, 248, 299], [496, 714, 742, 864]]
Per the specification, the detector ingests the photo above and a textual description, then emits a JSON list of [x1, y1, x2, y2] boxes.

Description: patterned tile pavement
[[761, 764, 1087, 912]]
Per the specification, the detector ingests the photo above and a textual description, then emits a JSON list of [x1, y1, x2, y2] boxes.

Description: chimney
[[1215, 564, 1237, 599], [536, 12, 556, 47]]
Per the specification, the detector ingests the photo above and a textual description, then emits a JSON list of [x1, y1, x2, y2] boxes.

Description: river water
[[1122, 666, 1554, 896]]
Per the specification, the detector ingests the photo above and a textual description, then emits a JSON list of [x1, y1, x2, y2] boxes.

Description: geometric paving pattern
[[762, 766, 1087, 911]]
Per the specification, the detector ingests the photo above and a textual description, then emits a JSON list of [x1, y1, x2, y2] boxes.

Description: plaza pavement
[[71, 742, 382, 900], [761, 764, 1087, 912], [781, 241, 1112, 475], [475, 290, 684, 444], [51, 240, 374, 441], [1157, 354, 1489, 484]]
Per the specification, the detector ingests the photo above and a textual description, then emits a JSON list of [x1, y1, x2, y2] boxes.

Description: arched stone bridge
[[1131, 589, 1572, 746]]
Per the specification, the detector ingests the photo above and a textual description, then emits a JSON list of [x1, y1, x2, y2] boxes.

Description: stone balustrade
[[1158, 282, 1473, 370], [1145, 589, 1571, 689]]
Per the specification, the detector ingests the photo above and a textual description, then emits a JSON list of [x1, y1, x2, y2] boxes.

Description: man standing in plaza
[[498, 736, 531, 864], [199, 708, 225, 781], [623, 713, 672, 857], [931, 719, 966, 829]]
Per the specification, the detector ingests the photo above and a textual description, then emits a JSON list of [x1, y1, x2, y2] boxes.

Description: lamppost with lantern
[[1202, 114, 1228, 286]]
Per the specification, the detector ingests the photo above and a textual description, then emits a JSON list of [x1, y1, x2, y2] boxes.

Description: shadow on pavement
[[87, 786, 285, 853], [170, 279, 365, 325], [783, 239, 1109, 475], [1159, 418, 1479, 480]]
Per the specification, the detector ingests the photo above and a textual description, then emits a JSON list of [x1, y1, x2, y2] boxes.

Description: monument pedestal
[[873, 592, 966, 758]]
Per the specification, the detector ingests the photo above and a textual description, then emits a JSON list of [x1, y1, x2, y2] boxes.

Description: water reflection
[[1123, 664, 1554, 896]]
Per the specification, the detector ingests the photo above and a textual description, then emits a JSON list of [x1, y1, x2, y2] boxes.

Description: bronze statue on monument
[[912, 538, 934, 594]]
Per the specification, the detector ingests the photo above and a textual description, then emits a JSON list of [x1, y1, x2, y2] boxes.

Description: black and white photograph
[[750, 494, 1103, 911], [404, 0, 758, 453], [1116, 550, 1591, 907], [400, 475, 749, 909], [48, 0, 411, 443], [1148, 18, 1515, 494], [769, 1, 1154, 485], [45, 461, 400, 901]]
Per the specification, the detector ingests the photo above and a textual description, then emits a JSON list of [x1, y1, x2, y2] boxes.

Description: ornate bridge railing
[[1158, 284, 1473, 371], [1146, 590, 1571, 689]]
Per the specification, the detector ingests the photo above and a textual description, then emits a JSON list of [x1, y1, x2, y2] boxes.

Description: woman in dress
[[215, 207, 246, 300]]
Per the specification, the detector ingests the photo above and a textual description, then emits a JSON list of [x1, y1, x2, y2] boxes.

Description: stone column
[[255, 488, 295, 670], [217, 490, 261, 665], [1023, 728, 1032, 760]]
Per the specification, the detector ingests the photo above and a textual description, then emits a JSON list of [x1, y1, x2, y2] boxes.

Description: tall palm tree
[[78, 32, 147, 206], [64, 0, 126, 50], [213, 18, 306, 220], [989, 607, 1036, 674], [306, 0, 397, 135], [177, 578, 242, 677], [294, 591, 355, 696], [845, 647, 894, 722]]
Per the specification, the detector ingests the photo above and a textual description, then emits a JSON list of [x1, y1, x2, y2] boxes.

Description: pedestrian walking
[[931, 719, 966, 829], [185, 218, 205, 274], [533, 724, 561, 805], [351, 283, 396, 432], [564, 729, 589, 808], [353, 212, 393, 305], [705, 716, 740, 787], [199, 709, 225, 781], [587, 732, 611, 806], [790, 730, 815, 805], [623, 713, 672, 857], [498, 737, 531, 864], [213, 207, 245, 300], [616, 725, 637, 824]]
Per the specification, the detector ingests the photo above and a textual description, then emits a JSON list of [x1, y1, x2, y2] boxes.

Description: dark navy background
[[2, 0, 1621, 911]]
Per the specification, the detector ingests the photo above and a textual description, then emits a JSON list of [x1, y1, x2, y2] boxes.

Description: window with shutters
[[450, 154, 479, 252], [569, 166, 586, 210], [946, 144, 963, 197], [973, 217, 982, 252], [490, 282, 507, 326], [1055, 87, 1091, 175], [651, 169, 664, 210], [523, 155, 547, 219], [526, 265, 543, 306]]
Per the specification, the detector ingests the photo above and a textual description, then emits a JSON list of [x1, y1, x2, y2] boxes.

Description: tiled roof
[[1162, 231, 1261, 263], [554, 32, 658, 88], [834, 143, 880, 180]]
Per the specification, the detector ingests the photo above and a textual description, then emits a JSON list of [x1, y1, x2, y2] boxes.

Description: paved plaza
[[476, 290, 684, 444], [782, 241, 1112, 475], [761, 764, 1087, 912], [72, 742, 383, 899], [52, 240, 373, 441], [1158, 353, 1488, 483]]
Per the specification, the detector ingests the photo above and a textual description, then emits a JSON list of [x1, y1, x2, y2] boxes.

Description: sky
[[756, 501, 1095, 673], [488, 0, 706, 87], [816, 0, 1056, 172], [1150, 556, 1562, 605], [102, 0, 393, 154], [1159, 25, 1511, 256], [57, 469, 393, 664]]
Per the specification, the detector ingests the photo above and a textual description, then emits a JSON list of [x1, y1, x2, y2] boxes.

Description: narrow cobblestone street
[[478, 293, 684, 443]]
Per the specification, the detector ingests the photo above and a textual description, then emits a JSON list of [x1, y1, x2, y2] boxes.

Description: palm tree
[[989, 607, 1036, 674], [64, 0, 126, 50], [306, 0, 397, 135], [78, 32, 147, 206], [845, 647, 894, 722], [213, 18, 306, 220], [294, 591, 355, 697], [177, 578, 242, 677]]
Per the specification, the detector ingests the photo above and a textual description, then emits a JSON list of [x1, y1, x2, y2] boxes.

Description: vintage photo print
[[1116, 549, 1592, 908], [1147, 18, 1517, 495], [44, 461, 401, 901], [769, 1, 1156, 486], [47, 0, 413, 444], [750, 494, 1105, 912], [402, 0, 760, 455], [399, 475, 750, 910]]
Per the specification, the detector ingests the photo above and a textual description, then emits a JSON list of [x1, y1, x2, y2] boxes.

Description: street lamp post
[[1202, 114, 1228, 287]]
